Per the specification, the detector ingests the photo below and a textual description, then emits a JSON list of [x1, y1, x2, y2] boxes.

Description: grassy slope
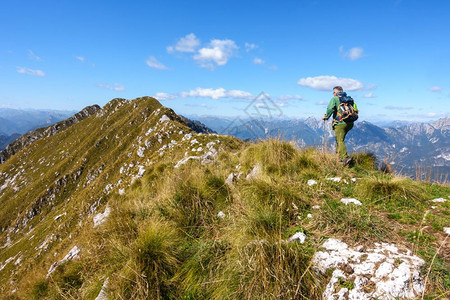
[[0, 97, 448, 299]]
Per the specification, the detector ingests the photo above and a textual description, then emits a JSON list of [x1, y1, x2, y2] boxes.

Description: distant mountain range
[[190, 115, 450, 181], [0, 107, 448, 181], [0, 97, 447, 298], [0, 108, 75, 150]]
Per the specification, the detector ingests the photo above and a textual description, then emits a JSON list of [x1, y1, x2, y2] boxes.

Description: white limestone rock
[[340, 198, 362, 206], [0, 256, 15, 271], [36, 234, 56, 253], [246, 163, 262, 180], [47, 246, 81, 277], [326, 177, 341, 182], [225, 173, 235, 186], [54, 212, 67, 221], [137, 165, 146, 177], [159, 115, 170, 123], [313, 239, 425, 300], [182, 133, 193, 141], [307, 179, 317, 186], [95, 278, 109, 300], [431, 198, 446, 203], [93, 205, 111, 228], [175, 146, 219, 168], [288, 232, 306, 243], [174, 156, 200, 168], [217, 211, 226, 219], [0, 234, 12, 249], [137, 146, 145, 157]]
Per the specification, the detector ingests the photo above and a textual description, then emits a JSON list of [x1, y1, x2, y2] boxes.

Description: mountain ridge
[[0, 97, 448, 299], [192, 115, 450, 181], [0, 105, 101, 164], [0, 108, 76, 136]]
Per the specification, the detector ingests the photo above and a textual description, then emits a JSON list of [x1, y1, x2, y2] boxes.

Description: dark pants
[[334, 122, 353, 160]]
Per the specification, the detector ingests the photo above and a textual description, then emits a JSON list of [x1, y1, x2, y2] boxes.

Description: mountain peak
[[431, 116, 450, 131], [0, 98, 448, 299]]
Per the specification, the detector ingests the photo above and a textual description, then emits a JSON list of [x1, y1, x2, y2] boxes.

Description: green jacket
[[324, 96, 357, 127]]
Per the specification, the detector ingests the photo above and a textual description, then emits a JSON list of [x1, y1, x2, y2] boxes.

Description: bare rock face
[[46, 246, 81, 278], [0, 105, 100, 164], [246, 163, 262, 180], [313, 239, 425, 300], [95, 278, 109, 300], [93, 205, 111, 228], [179, 115, 215, 134]]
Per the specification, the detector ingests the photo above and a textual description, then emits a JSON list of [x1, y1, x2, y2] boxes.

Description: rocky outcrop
[[313, 239, 425, 299], [179, 115, 215, 134], [0, 105, 100, 164], [0, 133, 20, 151]]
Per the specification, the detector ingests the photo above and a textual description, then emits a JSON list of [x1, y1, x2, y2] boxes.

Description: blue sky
[[1, 0, 449, 121]]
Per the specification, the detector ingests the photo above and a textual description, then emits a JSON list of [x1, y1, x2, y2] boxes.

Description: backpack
[[336, 92, 358, 122]]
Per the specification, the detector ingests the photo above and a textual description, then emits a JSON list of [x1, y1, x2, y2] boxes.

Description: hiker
[[322, 86, 358, 166]]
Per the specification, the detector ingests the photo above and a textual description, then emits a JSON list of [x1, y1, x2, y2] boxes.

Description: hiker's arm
[[324, 98, 336, 120]]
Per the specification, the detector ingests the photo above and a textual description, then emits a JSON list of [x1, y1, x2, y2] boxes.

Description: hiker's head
[[333, 86, 343, 96]]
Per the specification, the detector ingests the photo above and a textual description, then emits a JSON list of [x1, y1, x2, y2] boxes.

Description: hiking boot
[[343, 157, 353, 167]]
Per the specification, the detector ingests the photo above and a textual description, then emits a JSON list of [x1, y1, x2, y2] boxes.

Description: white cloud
[[429, 86, 442, 92], [277, 94, 303, 101], [75, 56, 85, 62], [181, 87, 226, 99], [253, 57, 264, 64], [97, 83, 125, 91], [276, 102, 286, 107], [340, 46, 364, 61], [384, 105, 413, 110], [16, 66, 45, 77], [146, 56, 168, 70], [180, 87, 252, 100], [167, 33, 200, 53], [154, 92, 177, 101], [363, 92, 375, 98], [245, 42, 258, 52], [297, 75, 364, 91], [28, 50, 42, 61], [227, 89, 253, 99], [316, 100, 327, 105], [269, 65, 278, 71], [193, 39, 238, 69], [154, 88, 253, 101]]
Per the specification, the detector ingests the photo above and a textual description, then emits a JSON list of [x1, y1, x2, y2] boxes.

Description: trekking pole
[[322, 119, 327, 154]]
